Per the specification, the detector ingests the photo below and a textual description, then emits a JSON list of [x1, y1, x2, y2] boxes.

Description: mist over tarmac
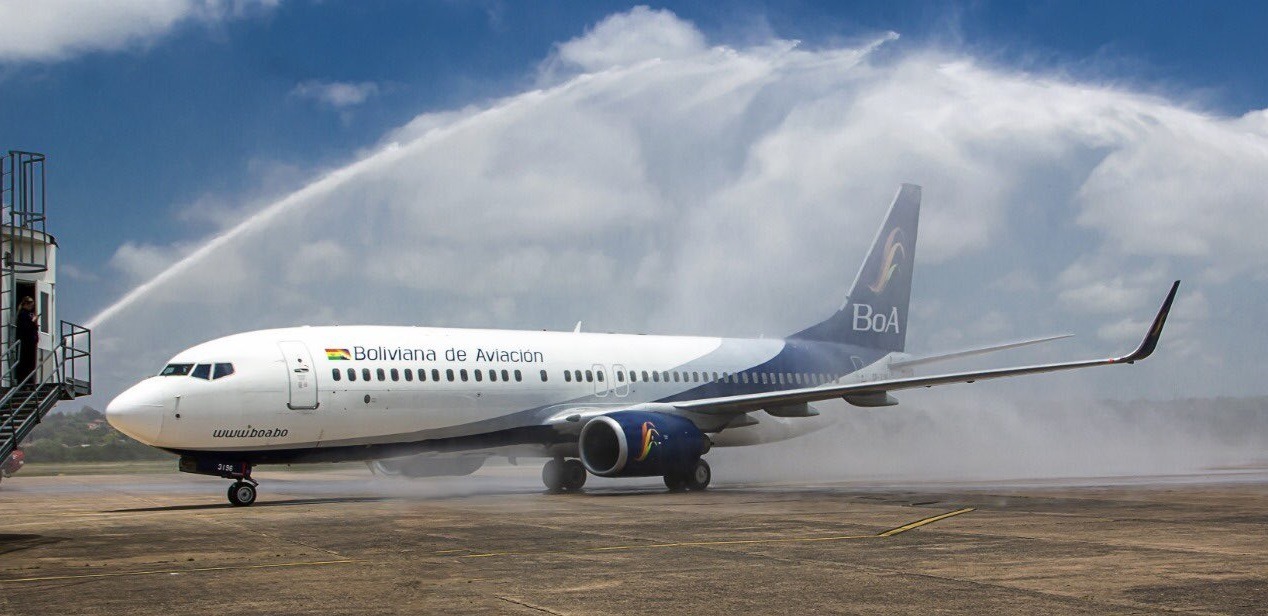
[[712, 390, 1268, 484]]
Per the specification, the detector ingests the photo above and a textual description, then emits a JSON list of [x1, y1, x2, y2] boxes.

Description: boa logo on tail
[[634, 421, 660, 462], [867, 227, 907, 294]]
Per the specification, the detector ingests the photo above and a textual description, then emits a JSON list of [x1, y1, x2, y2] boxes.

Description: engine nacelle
[[579, 411, 709, 477], [367, 455, 486, 478]]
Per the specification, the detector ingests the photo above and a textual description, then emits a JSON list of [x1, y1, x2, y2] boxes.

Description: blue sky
[[2, 1, 1267, 403]]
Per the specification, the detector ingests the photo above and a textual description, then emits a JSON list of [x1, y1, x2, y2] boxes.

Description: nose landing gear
[[228, 479, 259, 506], [177, 456, 261, 507]]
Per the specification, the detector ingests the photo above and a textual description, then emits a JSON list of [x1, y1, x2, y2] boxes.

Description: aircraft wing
[[673, 281, 1179, 417], [887, 333, 1073, 370]]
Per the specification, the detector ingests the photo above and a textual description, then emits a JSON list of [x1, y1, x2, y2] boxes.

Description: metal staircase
[[2, 151, 53, 389], [0, 150, 91, 461], [0, 321, 91, 461]]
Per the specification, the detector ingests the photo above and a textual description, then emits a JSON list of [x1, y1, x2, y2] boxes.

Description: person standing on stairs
[[15, 296, 38, 384]]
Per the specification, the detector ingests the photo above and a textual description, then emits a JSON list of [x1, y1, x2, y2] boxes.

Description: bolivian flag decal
[[325, 348, 352, 361]]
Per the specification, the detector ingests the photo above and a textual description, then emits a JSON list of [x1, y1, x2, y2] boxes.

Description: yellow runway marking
[[0, 559, 361, 584], [878, 507, 975, 537], [459, 507, 976, 559]]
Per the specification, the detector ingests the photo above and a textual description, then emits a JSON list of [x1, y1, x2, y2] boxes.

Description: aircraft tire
[[561, 459, 587, 492], [663, 472, 688, 492], [228, 481, 257, 507], [685, 459, 711, 491], [542, 458, 566, 493]]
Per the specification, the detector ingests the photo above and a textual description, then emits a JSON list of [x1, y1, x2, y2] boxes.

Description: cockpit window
[[191, 364, 212, 380], [213, 363, 235, 379], [160, 363, 194, 376]]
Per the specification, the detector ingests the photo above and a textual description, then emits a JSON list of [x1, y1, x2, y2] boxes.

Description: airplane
[[106, 184, 1180, 506]]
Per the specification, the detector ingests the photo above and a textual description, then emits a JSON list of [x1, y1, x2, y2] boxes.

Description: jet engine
[[367, 455, 486, 478], [579, 411, 710, 477]]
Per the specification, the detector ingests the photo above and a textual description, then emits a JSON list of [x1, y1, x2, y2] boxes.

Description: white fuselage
[[106, 326, 873, 462]]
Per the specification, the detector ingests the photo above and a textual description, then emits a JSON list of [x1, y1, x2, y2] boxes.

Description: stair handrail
[[0, 336, 21, 388], [0, 345, 65, 442], [59, 320, 91, 394]]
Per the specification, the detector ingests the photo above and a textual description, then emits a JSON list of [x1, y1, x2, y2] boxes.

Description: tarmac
[[1, 464, 1265, 615]]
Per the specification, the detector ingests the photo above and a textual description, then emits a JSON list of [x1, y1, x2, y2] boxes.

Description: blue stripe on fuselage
[[658, 337, 889, 403]]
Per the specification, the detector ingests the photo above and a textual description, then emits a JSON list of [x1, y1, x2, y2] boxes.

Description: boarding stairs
[[0, 321, 91, 461], [2, 151, 53, 388]]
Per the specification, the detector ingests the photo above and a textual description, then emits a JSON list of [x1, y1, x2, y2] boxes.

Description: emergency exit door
[[278, 341, 319, 410]]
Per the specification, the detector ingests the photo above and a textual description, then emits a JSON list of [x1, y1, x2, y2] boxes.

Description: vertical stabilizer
[[790, 184, 921, 352]]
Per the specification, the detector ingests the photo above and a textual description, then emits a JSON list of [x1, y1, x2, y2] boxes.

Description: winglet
[[1116, 280, 1180, 364]]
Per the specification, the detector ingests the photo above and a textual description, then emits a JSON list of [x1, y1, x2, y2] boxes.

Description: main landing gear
[[542, 458, 587, 493], [663, 458, 711, 492]]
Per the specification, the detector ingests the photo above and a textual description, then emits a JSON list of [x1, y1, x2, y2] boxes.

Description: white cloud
[[108, 241, 191, 285], [547, 5, 707, 73], [84, 8, 1268, 405], [0, 0, 279, 63], [291, 80, 380, 109]]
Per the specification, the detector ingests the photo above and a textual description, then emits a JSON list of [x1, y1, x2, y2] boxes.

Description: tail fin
[[790, 184, 921, 352]]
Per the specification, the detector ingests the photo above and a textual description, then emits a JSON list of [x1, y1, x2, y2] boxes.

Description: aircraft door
[[278, 341, 319, 410], [612, 363, 629, 397], [592, 364, 608, 397]]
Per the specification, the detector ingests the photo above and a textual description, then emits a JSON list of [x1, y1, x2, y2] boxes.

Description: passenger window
[[390, 368, 399, 382], [672, 372, 680, 382], [540, 370, 548, 382], [712, 372, 720, 382], [362, 368, 371, 381], [160, 363, 194, 376], [629, 371, 636, 382], [446, 369, 455, 382], [432, 369, 441, 382], [213, 363, 235, 379], [460, 369, 468, 382], [488, 369, 497, 382], [662, 371, 670, 382], [691, 371, 699, 382], [617, 372, 625, 383], [514, 369, 522, 382], [596, 371, 603, 382], [652, 371, 660, 383], [574, 369, 583, 383], [347, 368, 356, 382], [501, 369, 510, 381], [474, 370, 482, 382], [404, 369, 413, 382], [332, 368, 341, 381], [642, 371, 650, 382], [564, 371, 572, 382], [377, 368, 386, 381], [191, 364, 211, 380], [418, 368, 426, 382]]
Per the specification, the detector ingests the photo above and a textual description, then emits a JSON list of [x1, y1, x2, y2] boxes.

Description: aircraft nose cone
[[106, 385, 164, 445]]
